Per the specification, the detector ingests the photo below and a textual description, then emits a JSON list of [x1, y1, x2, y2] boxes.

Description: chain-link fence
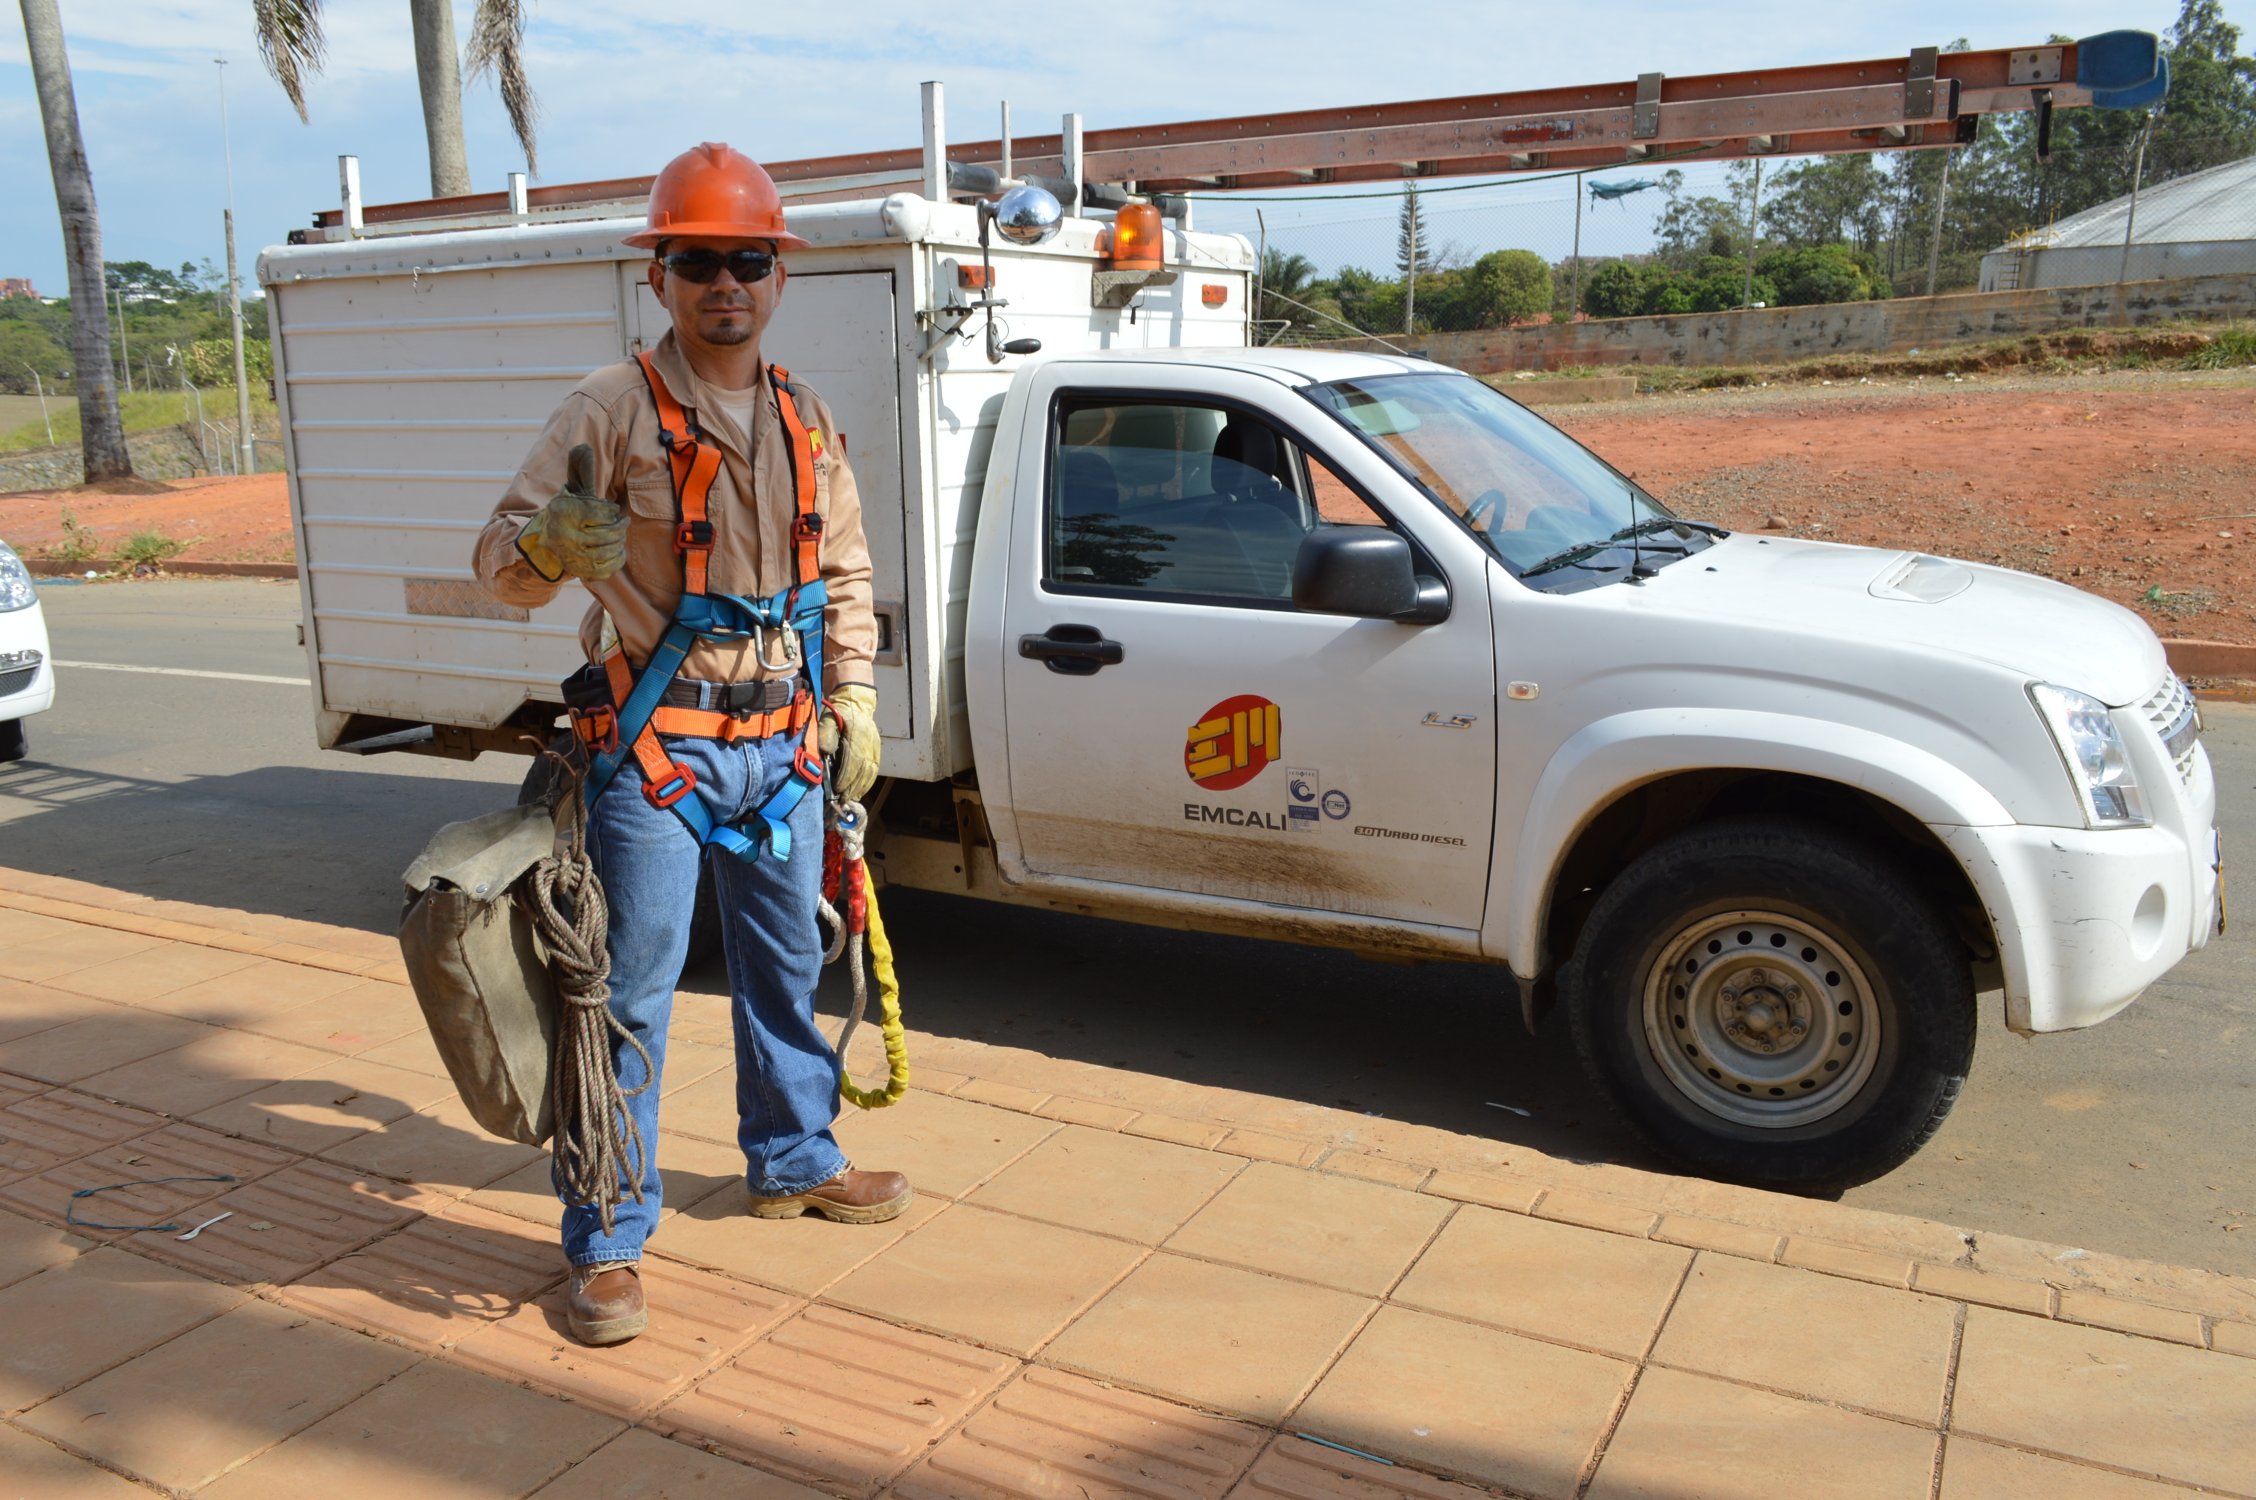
[[1183, 124, 2256, 350]]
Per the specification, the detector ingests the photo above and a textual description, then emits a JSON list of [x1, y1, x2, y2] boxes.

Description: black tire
[[0, 718, 23, 764], [1563, 819, 1974, 1193], [517, 738, 722, 969]]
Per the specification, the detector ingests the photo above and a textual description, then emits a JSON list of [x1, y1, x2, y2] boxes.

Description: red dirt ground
[[1551, 369, 2256, 645], [5, 370, 2252, 645], [0, 472, 292, 566]]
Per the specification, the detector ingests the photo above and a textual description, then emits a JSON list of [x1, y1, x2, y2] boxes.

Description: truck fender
[[1494, 708, 2015, 976]]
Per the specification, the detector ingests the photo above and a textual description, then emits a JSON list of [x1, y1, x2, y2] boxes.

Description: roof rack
[[304, 35, 2157, 240]]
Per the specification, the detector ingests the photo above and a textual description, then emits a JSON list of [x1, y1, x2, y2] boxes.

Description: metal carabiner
[[756, 622, 802, 674]]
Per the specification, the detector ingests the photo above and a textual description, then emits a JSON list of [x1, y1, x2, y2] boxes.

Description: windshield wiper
[[1520, 517, 1723, 581], [1611, 516, 1730, 543]]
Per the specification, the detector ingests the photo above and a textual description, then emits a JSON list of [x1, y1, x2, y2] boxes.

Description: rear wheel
[[1565, 819, 1974, 1192], [0, 719, 23, 764]]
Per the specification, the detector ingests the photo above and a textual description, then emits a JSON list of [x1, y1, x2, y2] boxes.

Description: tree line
[[0, 261, 270, 399], [1258, 0, 2254, 339]]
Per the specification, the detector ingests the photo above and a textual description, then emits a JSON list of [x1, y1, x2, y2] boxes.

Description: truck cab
[[905, 346, 2221, 1189]]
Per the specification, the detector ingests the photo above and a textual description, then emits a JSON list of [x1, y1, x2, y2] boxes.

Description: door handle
[[1018, 623, 1124, 676]]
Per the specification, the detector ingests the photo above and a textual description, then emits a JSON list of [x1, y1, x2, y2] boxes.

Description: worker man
[[473, 143, 907, 1348]]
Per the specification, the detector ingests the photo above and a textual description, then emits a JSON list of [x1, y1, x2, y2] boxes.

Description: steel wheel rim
[[1640, 909, 1883, 1129]]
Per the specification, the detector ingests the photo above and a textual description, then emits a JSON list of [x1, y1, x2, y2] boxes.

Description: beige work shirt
[[472, 331, 875, 692]]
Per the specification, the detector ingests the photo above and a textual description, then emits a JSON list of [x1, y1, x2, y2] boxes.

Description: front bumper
[[1936, 733, 2220, 1034], [0, 599, 53, 721]]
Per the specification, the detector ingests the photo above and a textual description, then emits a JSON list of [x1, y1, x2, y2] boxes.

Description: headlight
[[2029, 682, 2149, 828], [0, 543, 35, 613]]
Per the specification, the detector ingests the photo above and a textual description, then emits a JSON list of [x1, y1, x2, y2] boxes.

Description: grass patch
[[0, 385, 278, 453], [48, 507, 100, 565], [2187, 323, 2256, 370], [117, 529, 192, 569], [1520, 321, 2256, 395]]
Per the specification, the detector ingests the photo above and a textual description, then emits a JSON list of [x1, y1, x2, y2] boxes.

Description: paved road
[[5, 579, 2249, 1276]]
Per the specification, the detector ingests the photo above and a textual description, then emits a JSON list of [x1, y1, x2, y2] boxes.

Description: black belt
[[660, 678, 799, 714]]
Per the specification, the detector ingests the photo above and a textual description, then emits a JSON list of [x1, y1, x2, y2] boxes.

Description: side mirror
[[1291, 530, 1448, 622]]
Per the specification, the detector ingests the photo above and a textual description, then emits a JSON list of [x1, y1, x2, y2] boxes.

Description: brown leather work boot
[[565, 1261, 646, 1346], [746, 1168, 912, 1224]]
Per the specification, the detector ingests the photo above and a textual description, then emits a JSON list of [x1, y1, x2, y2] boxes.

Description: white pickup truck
[[262, 172, 2221, 1191]]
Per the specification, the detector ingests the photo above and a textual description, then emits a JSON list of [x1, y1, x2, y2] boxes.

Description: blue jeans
[[560, 730, 847, 1266]]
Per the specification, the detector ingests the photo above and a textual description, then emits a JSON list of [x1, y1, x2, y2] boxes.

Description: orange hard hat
[[624, 142, 809, 251]]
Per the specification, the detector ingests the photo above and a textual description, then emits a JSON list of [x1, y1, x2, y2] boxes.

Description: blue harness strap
[[578, 358, 828, 864]]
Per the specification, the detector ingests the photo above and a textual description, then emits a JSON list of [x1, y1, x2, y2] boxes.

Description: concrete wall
[[1391, 271, 2256, 374], [0, 428, 211, 492]]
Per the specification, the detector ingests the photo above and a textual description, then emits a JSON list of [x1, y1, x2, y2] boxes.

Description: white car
[[0, 540, 53, 763]]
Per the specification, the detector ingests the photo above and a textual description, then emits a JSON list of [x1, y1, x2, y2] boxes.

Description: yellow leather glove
[[819, 683, 881, 801], [516, 443, 627, 582]]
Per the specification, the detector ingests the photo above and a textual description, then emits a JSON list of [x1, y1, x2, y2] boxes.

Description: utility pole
[[1741, 157, 1764, 307], [1924, 150, 1954, 297], [112, 281, 130, 393], [16, 363, 53, 445], [217, 56, 255, 475], [2117, 111, 2156, 286], [1569, 172, 1584, 320]]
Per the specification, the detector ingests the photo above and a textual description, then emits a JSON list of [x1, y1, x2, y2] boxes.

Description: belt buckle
[[755, 623, 802, 674]]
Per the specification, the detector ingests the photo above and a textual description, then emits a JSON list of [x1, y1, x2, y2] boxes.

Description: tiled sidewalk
[[1, 868, 2253, 1499]]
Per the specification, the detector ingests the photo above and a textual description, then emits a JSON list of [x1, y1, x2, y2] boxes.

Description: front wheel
[[0, 718, 23, 764], [1564, 820, 1974, 1192]]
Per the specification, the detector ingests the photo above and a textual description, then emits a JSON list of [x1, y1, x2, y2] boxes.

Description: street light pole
[[216, 56, 255, 475], [112, 281, 131, 394], [1569, 172, 1584, 321], [16, 363, 53, 445], [1924, 150, 1954, 298], [1742, 157, 1764, 308], [2117, 111, 2156, 286]]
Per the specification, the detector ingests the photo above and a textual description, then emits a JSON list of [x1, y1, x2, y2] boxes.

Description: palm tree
[[19, 0, 131, 481], [1258, 248, 1318, 331], [255, 0, 539, 198]]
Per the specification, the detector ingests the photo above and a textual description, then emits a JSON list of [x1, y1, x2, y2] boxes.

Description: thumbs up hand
[[517, 444, 629, 582]]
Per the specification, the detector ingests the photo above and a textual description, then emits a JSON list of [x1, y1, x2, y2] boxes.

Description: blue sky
[[1, 0, 2197, 298]]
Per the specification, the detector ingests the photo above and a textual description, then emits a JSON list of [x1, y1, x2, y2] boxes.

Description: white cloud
[[1, 0, 2191, 295]]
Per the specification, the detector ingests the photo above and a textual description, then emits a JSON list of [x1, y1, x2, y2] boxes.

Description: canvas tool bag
[[397, 802, 561, 1146]]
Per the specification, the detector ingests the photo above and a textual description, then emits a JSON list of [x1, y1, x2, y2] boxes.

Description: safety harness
[[572, 352, 827, 862], [562, 352, 908, 1109]]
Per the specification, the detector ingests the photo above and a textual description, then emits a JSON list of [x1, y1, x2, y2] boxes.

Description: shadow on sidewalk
[[794, 887, 1660, 1181], [0, 759, 515, 935], [0, 747, 1661, 1185]]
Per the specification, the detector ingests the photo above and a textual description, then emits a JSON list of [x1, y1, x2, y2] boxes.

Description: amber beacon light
[[1104, 202, 1165, 271]]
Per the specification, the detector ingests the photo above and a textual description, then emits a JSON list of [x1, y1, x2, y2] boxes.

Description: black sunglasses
[[659, 248, 777, 284]]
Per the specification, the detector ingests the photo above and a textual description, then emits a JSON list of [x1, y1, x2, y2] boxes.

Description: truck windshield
[[1304, 372, 1692, 579]]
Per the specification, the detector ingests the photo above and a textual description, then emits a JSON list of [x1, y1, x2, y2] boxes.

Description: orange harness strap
[[636, 351, 723, 597], [649, 696, 815, 743], [770, 362, 823, 592]]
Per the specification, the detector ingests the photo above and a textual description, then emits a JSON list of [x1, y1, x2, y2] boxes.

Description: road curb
[[2166, 638, 2256, 683], [27, 559, 297, 581], [3, 862, 2251, 1344]]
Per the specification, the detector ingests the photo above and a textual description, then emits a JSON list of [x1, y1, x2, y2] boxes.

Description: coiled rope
[[820, 798, 909, 1109], [520, 749, 651, 1235]]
